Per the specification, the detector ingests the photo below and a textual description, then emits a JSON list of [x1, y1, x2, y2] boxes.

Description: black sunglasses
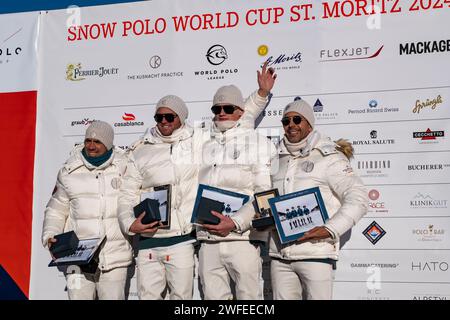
[[281, 115, 302, 126], [211, 105, 238, 115], [154, 113, 178, 123]]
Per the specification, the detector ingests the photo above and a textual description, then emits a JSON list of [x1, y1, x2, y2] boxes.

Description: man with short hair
[[269, 99, 368, 300], [42, 121, 132, 300]]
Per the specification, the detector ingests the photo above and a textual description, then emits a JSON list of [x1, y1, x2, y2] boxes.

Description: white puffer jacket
[[269, 132, 368, 260], [42, 145, 133, 271], [196, 124, 278, 242], [118, 125, 197, 238], [117, 91, 270, 239]]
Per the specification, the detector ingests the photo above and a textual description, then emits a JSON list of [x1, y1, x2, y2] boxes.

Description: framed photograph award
[[268, 187, 329, 244], [251, 188, 279, 229], [140, 184, 171, 229], [191, 184, 250, 225], [49, 236, 106, 267]]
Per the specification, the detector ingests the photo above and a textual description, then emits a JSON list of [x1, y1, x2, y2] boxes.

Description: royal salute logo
[[114, 113, 144, 127], [363, 221, 386, 245], [353, 130, 395, 146], [66, 63, 119, 81]]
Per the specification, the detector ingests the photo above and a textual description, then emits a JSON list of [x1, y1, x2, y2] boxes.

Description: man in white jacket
[[42, 121, 132, 300], [269, 99, 368, 300], [118, 64, 276, 300], [197, 72, 278, 300]]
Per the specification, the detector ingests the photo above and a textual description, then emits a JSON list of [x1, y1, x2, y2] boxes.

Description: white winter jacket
[[42, 145, 133, 271], [196, 124, 278, 242], [269, 132, 368, 261], [118, 91, 270, 239]]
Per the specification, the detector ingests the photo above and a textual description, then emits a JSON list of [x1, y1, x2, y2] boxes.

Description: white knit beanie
[[156, 95, 188, 124], [213, 85, 244, 109], [283, 99, 315, 128], [85, 121, 114, 150]]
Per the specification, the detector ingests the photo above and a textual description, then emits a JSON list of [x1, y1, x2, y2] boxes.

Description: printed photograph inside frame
[[254, 188, 279, 219], [141, 184, 172, 229], [268, 187, 329, 244]]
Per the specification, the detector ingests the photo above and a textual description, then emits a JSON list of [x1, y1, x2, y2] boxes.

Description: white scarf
[[214, 120, 237, 132], [283, 130, 321, 157], [152, 124, 188, 144]]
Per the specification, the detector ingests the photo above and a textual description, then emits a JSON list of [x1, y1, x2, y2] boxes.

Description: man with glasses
[[118, 63, 276, 300], [196, 68, 278, 300], [269, 98, 367, 300]]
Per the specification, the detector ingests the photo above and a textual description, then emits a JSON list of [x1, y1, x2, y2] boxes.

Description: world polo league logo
[[206, 44, 228, 65]]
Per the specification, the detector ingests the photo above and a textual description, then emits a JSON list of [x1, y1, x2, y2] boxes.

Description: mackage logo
[[400, 39, 450, 56], [320, 45, 383, 62], [353, 130, 395, 146]]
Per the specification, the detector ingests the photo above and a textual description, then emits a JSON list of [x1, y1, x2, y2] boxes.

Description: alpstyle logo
[[410, 193, 448, 209], [206, 44, 228, 65], [114, 113, 144, 127], [320, 45, 383, 62], [363, 221, 386, 245], [66, 63, 119, 81]]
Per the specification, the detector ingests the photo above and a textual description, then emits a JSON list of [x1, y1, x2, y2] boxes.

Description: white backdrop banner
[[31, 0, 450, 300]]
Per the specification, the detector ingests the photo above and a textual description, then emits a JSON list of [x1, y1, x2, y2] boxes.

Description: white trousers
[[271, 259, 334, 300], [136, 244, 195, 300], [65, 266, 128, 300], [198, 241, 262, 300]]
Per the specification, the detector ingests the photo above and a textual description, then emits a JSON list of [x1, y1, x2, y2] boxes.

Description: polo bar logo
[[363, 221, 386, 245]]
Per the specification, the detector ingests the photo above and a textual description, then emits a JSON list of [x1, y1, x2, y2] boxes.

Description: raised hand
[[257, 61, 277, 97]]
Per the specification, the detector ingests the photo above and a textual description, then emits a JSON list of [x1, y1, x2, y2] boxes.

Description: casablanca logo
[[114, 113, 144, 127], [363, 221, 386, 245], [66, 63, 85, 81], [258, 45, 269, 56], [206, 45, 228, 65], [122, 113, 136, 121]]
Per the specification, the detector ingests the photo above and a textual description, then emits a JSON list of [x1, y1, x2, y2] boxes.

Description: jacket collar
[[142, 123, 194, 144], [64, 145, 124, 173]]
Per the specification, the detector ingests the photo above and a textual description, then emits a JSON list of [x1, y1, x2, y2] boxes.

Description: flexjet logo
[[400, 39, 450, 56], [320, 45, 383, 62]]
